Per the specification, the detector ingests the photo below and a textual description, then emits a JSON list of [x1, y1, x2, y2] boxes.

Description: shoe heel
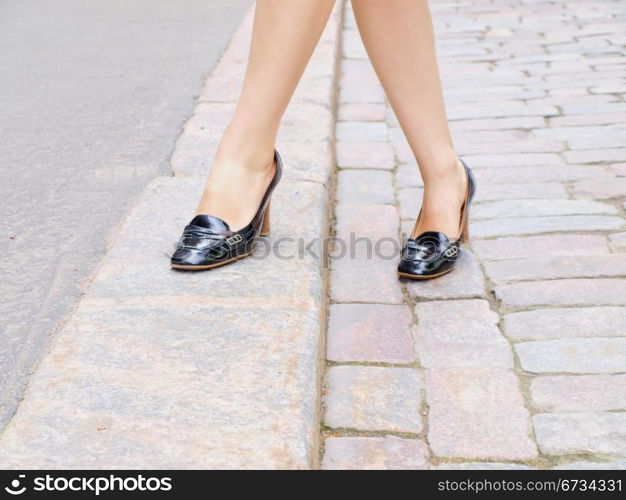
[[260, 199, 271, 236], [461, 221, 470, 243]]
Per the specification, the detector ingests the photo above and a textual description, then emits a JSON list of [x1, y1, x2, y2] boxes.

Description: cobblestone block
[[336, 122, 388, 142], [495, 279, 626, 309], [530, 375, 626, 412], [571, 177, 626, 199], [397, 187, 423, 220], [323, 366, 423, 433], [336, 169, 395, 205], [565, 149, 626, 164], [395, 163, 424, 188], [503, 306, 626, 341], [534, 413, 626, 456], [474, 165, 611, 185], [426, 369, 537, 460], [554, 461, 626, 470], [338, 103, 387, 122], [516, 338, 626, 374], [473, 199, 616, 220], [609, 232, 626, 252], [414, 300, 512, 369], [471, 215, 623, 238], [472, 234, 609, 261], [473, 183, 567, 203], [322, 437, 429, 470], [436, 462, 535, 470], [484, 254, 626, 283], [326, 304, 415, 364], [463, 153, 563, 168], [336, 142, 395, 169]]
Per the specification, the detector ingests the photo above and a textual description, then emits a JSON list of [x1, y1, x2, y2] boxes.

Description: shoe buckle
[[226, 234, 244, 246], [443, 246, 459, 259]]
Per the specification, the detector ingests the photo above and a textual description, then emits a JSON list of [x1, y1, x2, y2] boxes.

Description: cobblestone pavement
[[0, 5, 341, 469], [321, 0, 626, 470]]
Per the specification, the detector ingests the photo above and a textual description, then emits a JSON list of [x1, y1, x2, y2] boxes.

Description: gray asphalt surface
[[0, 0, 252, 427]]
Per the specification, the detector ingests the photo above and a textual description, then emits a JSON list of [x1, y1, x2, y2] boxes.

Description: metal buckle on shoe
[[226, 234, 244, 246], [443, 246, 459, 259]]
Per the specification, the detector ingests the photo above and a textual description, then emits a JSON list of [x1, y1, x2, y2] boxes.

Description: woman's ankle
[[212, 143, 275, 174], [419, 153, 464, 186]]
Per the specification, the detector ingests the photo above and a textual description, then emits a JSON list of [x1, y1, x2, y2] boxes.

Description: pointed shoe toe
[[170, 150, 283, 271]]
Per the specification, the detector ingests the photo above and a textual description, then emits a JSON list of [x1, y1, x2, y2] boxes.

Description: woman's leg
[[351, 0, 466, 238], [197, 0, 336, 229]]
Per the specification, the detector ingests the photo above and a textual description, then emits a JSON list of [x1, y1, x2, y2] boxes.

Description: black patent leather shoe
[[170, 150, 282, 271], [398, 160, 476, 280]]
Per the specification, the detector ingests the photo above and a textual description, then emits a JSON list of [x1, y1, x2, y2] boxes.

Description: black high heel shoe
[[170, 150, 282, 271], [398, 160, 476, 280]]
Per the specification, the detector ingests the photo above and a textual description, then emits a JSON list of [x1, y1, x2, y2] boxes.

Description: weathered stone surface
[[88, 179, 328, 301], [474, 165, 612, 185], [484, 254, 626, 283], [425, 368, 537, 460], [397, 187, 423, 220], [533, 413, 626, 456], [331, 257, 404, 304], [0, 3, 344, 469], [448, 104, 558, 121], [610, 163, 626, 177], [336, 141, 395, 169], [336, 169, 395, 204], [471, 215, 624, 238], [460, 138, 563, 155], [278, 102, 333, 143], [565, 149, 626, 165], [278, 141, 334, 184], [341, 28, 368, 59], [463, 153, 563, 168], [0, 177, 331, 470], [473, 183, 567, 203], [406, 250, 486, 300], [450, 116, 545, 131], [530, 375, 626, 411], [495, 279, 626, 309], [414, 300, 512, 368], [336, 122, 388, 142], [472, 234, 609, 261], [550, 112, 626, 127], [572, 177, 626, 199], [473, 199, 616, 220], [330, 203, 403, 303], [326, 304, 415, 364], [338, 103, 387, 122], [503, 307, 626, 341], [516, 338, 626, 374], [395, 163, 423, 188], [323, 366, 423, 434], [554, 461, 626, 470], [339, 60, 385, 104], [322, 437, 429, 470], [436, 463, 535, 470], [609, 232, 626, 252]]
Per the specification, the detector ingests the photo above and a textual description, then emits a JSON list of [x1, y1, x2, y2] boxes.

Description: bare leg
[[197, 0, 336, 230], [351, 0, 466, 239]]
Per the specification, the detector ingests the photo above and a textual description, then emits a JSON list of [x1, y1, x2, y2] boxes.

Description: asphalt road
[[0, 0, 252, 427]]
